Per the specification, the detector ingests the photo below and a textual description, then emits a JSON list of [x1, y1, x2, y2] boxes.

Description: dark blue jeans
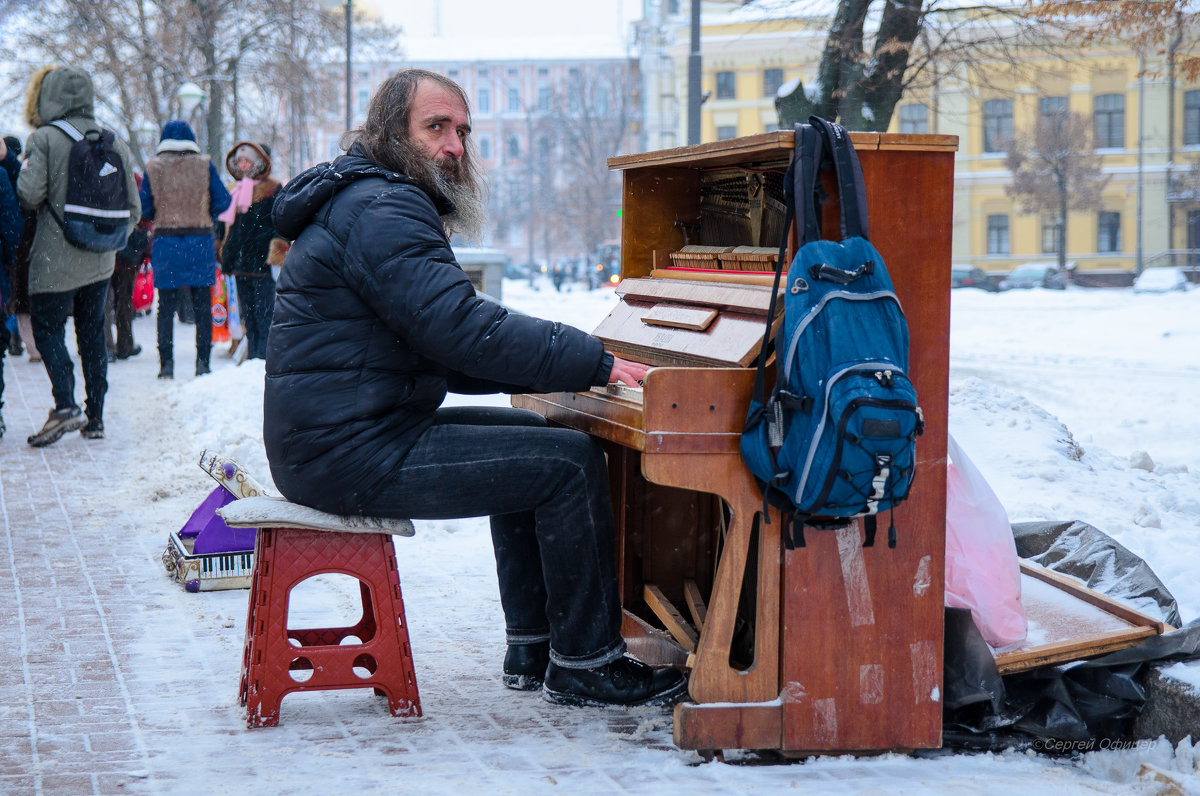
[[364, 406, 626, 669], [30, 278, 109, 421], [235, 274, 275, 360], [157, 287, 212, 366]]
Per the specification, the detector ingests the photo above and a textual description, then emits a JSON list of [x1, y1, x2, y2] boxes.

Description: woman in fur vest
[[218, 141, 287, 361], [139, 120, 231, 379]]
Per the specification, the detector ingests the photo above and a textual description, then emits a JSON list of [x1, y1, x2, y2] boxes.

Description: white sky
[[371, 0, 645, 42]]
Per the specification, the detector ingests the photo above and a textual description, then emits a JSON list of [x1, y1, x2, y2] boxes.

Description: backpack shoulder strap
[[808, 116, 868, 241], [48, 119, 85, 142], [794, 122, 824, 246]]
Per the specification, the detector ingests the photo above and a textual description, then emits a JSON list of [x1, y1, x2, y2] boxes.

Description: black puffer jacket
[[266, 145, 611, 515]]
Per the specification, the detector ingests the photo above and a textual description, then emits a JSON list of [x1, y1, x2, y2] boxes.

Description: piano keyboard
[[200, 551, 254, 578], [593, 383, 645, 404]]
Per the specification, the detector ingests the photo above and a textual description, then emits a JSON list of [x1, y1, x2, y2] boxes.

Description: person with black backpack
[[16, 65, 140, 446]]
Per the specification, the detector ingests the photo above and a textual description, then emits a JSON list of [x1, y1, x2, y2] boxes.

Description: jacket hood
[[25, 65, 94, 128], [160, 119, 196, 142], [155, 119, 200, 154], [225, 140, 272, 180], [273, 146, 452, 241]]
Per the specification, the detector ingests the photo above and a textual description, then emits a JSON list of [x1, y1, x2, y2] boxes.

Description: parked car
[[951, 265, 999, 292], [1133, 266, 1194, 293], [999, 262, 1068, 290]]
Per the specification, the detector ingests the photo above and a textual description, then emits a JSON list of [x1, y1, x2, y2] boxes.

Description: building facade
[[307, 55, 641, 269], [634, 2, 1200, 283]]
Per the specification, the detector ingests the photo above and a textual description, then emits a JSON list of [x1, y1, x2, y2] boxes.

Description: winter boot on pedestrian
[[27, 406, 86, 447], [502, 641, 550, 691], [81, 417, 104, 440], [542, 655, 688, 708], [158, 359, 174, 380]]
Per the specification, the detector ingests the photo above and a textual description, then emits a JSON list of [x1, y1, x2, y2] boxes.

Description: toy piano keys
[[161, 451, 273, 592]]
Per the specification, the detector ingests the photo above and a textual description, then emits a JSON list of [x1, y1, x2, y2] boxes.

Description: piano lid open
[[592, 276, 783, 368]]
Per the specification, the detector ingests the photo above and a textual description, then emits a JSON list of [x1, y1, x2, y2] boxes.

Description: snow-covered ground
[[97, 277, 1199, 793]]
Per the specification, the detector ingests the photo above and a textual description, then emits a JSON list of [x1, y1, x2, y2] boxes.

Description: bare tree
[[771, 0, 1086, 131], [1004, 109, 1110, 272], [1, 0, 397, 172], [545, 65, 640, 262]]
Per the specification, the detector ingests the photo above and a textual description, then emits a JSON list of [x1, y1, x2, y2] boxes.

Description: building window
[[1039, 96, 1067, 120], [763, 68, 783, 97], [716, 125, 737, 141], [568, 86, 581, 114], [1041, 217, 1061, 254], [595, 85, 609, 113], [987, 214, 1009, 255], [356, 88, 369, 113], [477, 68, 489, 78], [716, 71, 736, 100], [537, 135, 551, 161], [448, 69, 459, 78], [478, 135, 492, 160], [1039, 96, 1068, 136], [507, 68, 519, 77], [899, 103, 928, 134], [506, 133, 520, 159], [1094, 94, 1125, 148], [537, 86, 551, 112], [1098, 211, 1121, 252], [477, 87, 490, 114], [1185, 90, 1200, 146], [507, 87, 520, 113], [537, 67, 549, 77], [982, 99, 1013, 153]]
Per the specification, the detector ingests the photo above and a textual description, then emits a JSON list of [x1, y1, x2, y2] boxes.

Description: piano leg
[[643, 453, 779, 704]]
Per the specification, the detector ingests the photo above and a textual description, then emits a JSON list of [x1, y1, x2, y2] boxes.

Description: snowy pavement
[[1, 295, 1198, 795]]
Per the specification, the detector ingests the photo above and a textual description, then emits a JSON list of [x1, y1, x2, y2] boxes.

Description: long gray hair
[[344, 69, 486, 239]]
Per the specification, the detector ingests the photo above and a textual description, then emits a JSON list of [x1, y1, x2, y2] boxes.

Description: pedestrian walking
[[139, 120, 230, 378], [17, 65, 140, 446], [218, 141, 286, 361]]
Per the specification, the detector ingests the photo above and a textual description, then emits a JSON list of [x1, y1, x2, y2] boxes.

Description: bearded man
[[266, 69, 686, 708]]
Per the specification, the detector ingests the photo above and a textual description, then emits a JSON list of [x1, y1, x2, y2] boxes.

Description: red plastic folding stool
[[237, 526, 421, 727]]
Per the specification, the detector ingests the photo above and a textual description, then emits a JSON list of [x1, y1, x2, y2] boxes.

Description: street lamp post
[[318, 0, 353, 131], [177, 81, 207, 148]]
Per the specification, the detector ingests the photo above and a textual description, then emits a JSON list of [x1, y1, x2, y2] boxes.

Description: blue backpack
[[741, 117, 923, 549]]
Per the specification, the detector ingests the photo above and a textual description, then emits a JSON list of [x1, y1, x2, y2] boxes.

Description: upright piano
[[513, 131, 957, 754]]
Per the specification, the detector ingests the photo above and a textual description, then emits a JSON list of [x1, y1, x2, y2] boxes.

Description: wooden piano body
[[513, 131, 957, 754]]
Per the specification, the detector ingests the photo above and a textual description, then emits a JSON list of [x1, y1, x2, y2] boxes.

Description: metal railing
[[1142, 250, 1200, 271]]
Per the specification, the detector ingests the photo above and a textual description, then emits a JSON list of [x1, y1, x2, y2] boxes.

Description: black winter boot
[[158, 359, 174, 379], [502, 641, 550, 691], [542, 656, 687, 707]]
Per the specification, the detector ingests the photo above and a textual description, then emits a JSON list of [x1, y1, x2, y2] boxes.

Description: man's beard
[[393, 137, 486, 242], [429, 159, 486, 242]]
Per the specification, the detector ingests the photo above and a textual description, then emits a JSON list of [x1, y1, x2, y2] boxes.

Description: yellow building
[[647, 4, 1200, 284]]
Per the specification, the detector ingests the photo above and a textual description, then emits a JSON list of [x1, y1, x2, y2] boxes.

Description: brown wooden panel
[[778, 141, 950, 754], [674, 702, 782, 752], [643, 367, 755, 435], [620, 168, 701, 279], [512, 392, 645, 451], [608, 131, 957, 171], [593, 300, 769, 367]]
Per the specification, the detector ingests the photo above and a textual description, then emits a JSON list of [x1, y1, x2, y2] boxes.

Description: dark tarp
[[940, 520, 1200, 753]]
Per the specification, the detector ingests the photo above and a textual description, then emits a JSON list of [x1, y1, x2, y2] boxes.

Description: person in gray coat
[[17, 65, 140, 446]]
